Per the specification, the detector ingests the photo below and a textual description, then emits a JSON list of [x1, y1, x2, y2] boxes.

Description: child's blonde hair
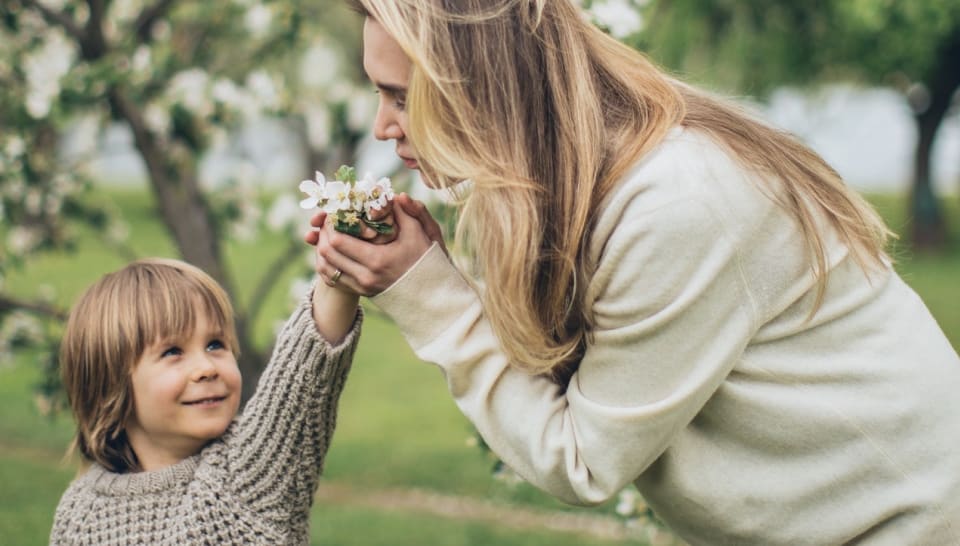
[[60, 258, 240, 473]]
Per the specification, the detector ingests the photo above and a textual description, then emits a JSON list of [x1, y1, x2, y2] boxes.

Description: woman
[[309, 0, 960, 543]]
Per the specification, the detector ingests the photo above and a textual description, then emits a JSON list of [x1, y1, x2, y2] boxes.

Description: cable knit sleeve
[[225, 283, 361, 522], [372, 187, 757, 505]]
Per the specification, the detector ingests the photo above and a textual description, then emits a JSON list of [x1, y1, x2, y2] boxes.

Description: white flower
[[357, 172, 394, 214], [587, 0, 644, 39], [245, 4, 273, 38], [299, 171, 328, 209], [615, 488, 640, 517], [132, 46, 152, 74], [168, 68, 213, 118], [23, 29, 74, 119], [322, 180, 352, 213], [246, 70, 280, 111], [144, 103, 171, 135], [267, 194, 300, 232], [4, 137, 25, 158]]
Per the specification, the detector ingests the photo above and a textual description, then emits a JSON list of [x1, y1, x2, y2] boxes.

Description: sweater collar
[[87, 453, 200, 496]]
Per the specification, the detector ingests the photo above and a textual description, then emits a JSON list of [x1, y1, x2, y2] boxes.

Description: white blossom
[[25, 188, 43, 215], [4, 136, 25, 158], [244, 4, 274, 38], [356, 172, 394, 214], [267, 194, 301, 232], [144, 102, 172, 135], [132, 46, 152, 74], [246, 70, 281, 111], [299, 42, 340, 89], [587, 0, 644, 38], [302, 104, 331, 149], [23, 30, 75, 119], [320, 180, 352, 213], [299, 172, 328, 209], [111, 0, 144, 24], [615, 488, 641, 517], [6, 226, 41, 256], [347, 92, 376, 132], [168, 68, 213, 118]]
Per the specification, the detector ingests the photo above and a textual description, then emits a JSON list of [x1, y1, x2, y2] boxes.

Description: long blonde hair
[[60, 258, 239, 472], [352, 0, 891, 382]]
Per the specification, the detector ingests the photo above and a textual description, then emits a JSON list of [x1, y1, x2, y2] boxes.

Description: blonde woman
[[308, 0, 960, 543]]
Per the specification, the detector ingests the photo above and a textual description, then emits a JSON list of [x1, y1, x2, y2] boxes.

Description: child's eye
[[206, 339, 226, 352], [161, 346, 182, 358]]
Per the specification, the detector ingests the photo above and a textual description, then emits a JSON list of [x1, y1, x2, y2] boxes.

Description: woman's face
[[362, 18, 421, 173]]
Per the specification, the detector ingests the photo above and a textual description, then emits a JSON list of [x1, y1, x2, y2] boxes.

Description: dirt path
[[0, 442, 679, 544], [315, 482, 682, 545]]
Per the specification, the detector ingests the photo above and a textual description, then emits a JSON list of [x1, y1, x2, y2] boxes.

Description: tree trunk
[[109, 88, 265, 401], [910, 30, 960, 250]]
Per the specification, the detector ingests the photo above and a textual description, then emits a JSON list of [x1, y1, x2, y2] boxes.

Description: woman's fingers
[[396, 193, 446, 252], [305, 211, 327, 246]]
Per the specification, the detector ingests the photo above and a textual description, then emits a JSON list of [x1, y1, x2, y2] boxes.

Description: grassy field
[[0, 189, 957, 545]]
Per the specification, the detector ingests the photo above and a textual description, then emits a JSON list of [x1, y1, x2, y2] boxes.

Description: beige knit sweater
[[50, 290, 361, 545], [371, 127, 960, 545]]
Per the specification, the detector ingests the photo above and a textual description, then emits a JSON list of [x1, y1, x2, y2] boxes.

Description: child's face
[[126, 311, 242, 470]]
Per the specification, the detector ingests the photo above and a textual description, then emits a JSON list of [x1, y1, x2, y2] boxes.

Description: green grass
[[1, 188, 957, 545]]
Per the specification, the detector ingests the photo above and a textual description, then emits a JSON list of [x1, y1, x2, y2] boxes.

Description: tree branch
[[19, 0, 85, 43], [0, 293, 68, 321], [245, 239, 303, 332], [134, 0, 177, 43]]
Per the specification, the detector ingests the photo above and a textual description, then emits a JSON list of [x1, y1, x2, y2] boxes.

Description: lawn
[[0, 189, 956, 545]]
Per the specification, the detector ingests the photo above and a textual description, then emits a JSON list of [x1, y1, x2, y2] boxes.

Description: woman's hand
[[304, 193, 445, 297]]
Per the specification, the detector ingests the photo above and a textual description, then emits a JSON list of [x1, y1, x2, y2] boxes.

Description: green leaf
[[334, 219, 362, 237], [334, 165, 357, 183], [362, 218, 394, 235]]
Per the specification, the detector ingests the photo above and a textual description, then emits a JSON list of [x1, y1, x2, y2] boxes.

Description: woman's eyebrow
[[374, 81, 407, 96]]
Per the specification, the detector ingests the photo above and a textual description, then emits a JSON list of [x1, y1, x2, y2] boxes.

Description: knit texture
[[372, 126, 960, 545], [50, 288, 361, 545]]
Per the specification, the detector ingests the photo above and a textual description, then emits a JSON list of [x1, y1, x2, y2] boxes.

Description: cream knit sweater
[[372, 127, 960, 545], [50, 291, 361, 545]]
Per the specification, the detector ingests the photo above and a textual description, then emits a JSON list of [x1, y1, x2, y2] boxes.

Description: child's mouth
[[183, 396, 227, 406]]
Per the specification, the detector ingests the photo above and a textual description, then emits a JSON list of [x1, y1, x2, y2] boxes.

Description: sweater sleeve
[[372, 196, 757, 505], [226, 283, 361, 520]]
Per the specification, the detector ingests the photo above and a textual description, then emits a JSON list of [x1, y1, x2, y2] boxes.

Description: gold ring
[[330, 269, 342, 285]]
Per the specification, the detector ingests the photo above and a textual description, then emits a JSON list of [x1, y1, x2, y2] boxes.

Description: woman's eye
[[161, 346, 182, 358], [206, 339, 226, 352]]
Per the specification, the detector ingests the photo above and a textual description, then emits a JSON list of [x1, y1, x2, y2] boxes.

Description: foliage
[[636, 0, 960, 95], [0, 0, 377, 399], [635, 0, 960, 248]]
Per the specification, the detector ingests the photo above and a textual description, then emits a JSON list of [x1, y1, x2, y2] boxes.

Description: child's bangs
[[133, 266, 238, 354]]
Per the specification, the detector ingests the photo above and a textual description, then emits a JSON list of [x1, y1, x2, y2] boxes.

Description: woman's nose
[[373, 102, 404, 141]]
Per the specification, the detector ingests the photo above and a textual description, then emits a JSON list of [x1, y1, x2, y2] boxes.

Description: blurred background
[[0, 0, 957, 544]]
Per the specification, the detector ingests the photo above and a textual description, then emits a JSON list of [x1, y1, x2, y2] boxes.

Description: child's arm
[[223, 279, 361, 529]]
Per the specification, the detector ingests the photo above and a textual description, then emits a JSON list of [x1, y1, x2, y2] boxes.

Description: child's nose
[[191, 355, 219, 381]]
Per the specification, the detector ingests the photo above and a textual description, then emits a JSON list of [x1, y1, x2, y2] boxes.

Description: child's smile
[[126, 310, 242, 470]]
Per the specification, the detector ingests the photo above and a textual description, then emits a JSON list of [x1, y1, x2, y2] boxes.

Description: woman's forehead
[[362, 18, 412, 91]]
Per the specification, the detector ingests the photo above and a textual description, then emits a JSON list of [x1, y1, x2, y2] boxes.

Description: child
[[50, 256, 362, 544]]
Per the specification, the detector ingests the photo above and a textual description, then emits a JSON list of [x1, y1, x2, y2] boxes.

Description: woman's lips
[[400, 156, 418, 169]]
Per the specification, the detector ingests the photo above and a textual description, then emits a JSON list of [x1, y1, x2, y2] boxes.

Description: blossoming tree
[[0, 0, 374, 402]]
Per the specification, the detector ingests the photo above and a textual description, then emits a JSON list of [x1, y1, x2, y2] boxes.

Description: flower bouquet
[[299, 165, 395, 237]]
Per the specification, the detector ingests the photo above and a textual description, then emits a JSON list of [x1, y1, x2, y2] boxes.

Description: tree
[[636, 0, 960, 249], [0, 0, 373, 402]]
